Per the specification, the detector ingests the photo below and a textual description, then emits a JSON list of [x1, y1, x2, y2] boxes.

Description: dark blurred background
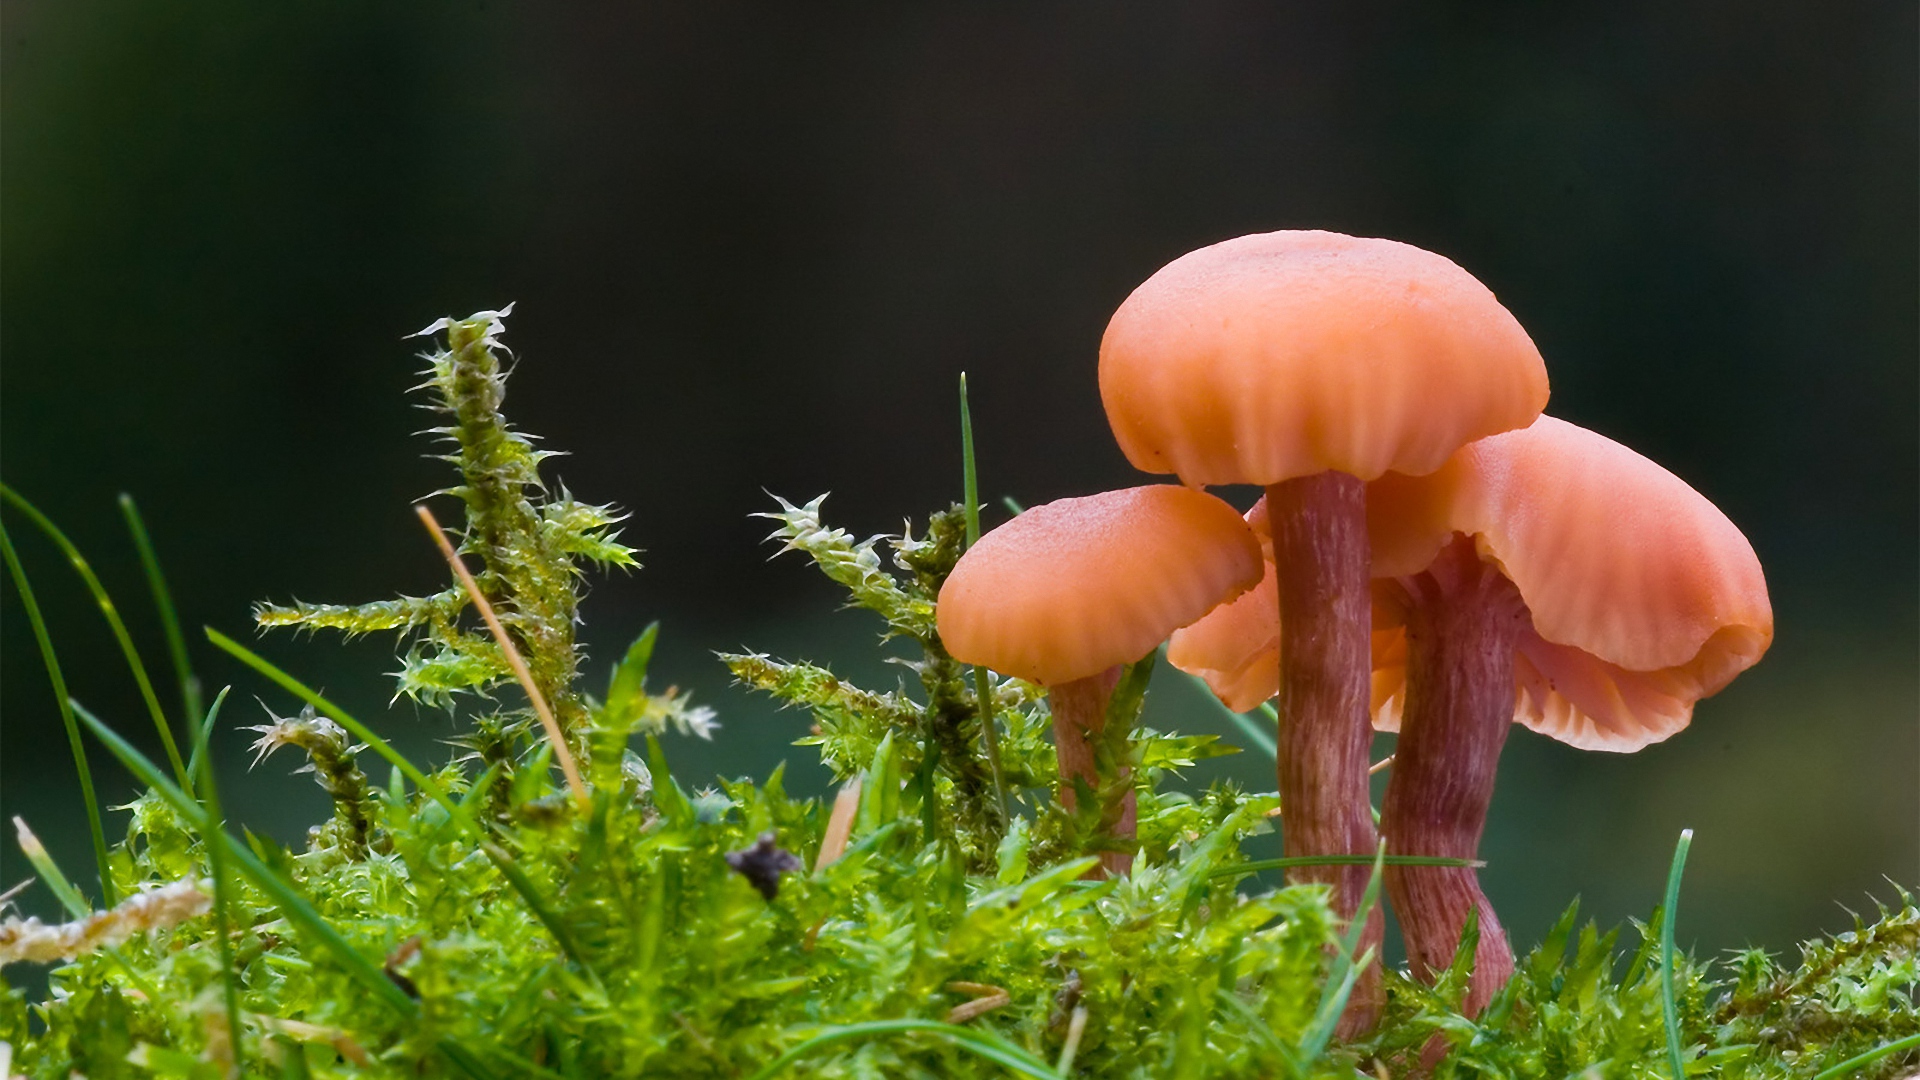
[[4, 2, 1914, 978]]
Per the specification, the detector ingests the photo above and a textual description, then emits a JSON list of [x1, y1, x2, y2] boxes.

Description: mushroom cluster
[[939, 228, 1772, 1040]]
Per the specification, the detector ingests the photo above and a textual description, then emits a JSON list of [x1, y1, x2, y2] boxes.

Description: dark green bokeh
[[3, 1, 1913, 977]]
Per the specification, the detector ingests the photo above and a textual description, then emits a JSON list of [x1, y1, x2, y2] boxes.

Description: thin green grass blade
[[746, 1018, 1060, 1080], [1297, 842, 1387, 1063], [184, 686, 232, 782], [120, 493, 204, 730], [1211, 853, 1480, 879], [1662, 827, 1694, 1079], [205, 627, 451, 807], [1214, 990, 1304, 1080], [1001, 496, 1024, 515], [471, 1043, 567, 1080], [959, 374, 983, 549], [192, 702, 246, 1077], [2, 484, 193, 795], [970, 665, 1008, 824], [1807, 1032, 1920, 1080], [70, 698, 419, 1018], [11, 816, 91, 917], [1167, 648, 1277, 758], [438, 1038, 507, 1080], [1, 518, 115, 904], [480, 841, 601, 982], [958, 373, 1010, 824]]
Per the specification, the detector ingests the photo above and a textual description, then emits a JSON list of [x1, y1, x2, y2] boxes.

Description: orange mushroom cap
[[1099, 230, 1550, 487], [1368, 416, 1774, 750], [938, 486, 1263, 686]]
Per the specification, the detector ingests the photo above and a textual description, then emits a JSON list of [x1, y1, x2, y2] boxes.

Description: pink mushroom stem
[[1380, 536, 1525, 1016], [1266, 472, 1384, 1034], [1048, 665, 1134, 878]]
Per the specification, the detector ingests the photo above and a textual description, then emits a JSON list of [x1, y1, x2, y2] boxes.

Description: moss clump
[[2, 309, 1915, 1078]]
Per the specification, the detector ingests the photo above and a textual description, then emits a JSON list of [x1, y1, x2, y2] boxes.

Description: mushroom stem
[[1381, 536, 1527, 1017], [1266, 471, 1383, 1034], [1048, 665, 1133, 878]]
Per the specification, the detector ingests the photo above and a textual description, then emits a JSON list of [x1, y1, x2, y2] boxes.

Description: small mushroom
[[937, 485, 1262, 876], [1364, 416, 1771, 1013], [1101, 230, 1548, 1032]]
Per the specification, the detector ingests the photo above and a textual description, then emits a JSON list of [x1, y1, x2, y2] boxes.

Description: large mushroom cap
[[1368, 416, 1775, 750], [1099, 230, 1549, 487], [938, 486, 1263, 686]]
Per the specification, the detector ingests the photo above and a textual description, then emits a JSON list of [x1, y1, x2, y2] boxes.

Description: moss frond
[[253, 307, 637, 762], [244, 703, 374, 857], [254, 589, 467, 636], [756, 495, 933, 641]]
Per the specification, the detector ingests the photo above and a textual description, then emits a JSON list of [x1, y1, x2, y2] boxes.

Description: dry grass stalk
[[814, 776, 863, 872], [944, 981, 1011, 1023], [0, 879, 211, 965], [415, 503, 588, 807]]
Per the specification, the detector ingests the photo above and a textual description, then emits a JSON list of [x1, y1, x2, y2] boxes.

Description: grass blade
[[69, 698, 419, 1018], [11, 816, 92, 918], [1807, 1032, 1920, 1080], [120, 493, 204, 733], [1297, 842, 1386, 1063], [958, 373, 1009, 824], [1, 517, 115, 904], [1662, 827, 1694, 1079], [185, 686, 233, 782], [205, 627, 452, 808], [746, 1018, 1060, 1080], [480, 842, 601, 981], [192, 696, 246, 1077], [2, 484, 193, 795]]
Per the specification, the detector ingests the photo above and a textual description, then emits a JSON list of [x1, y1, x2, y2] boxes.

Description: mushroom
[[1101, 230, 1548, 1028], [937, 485, 1263, 876], [1365, 415, 1772, 1013], [1168, 418, 1773, 1014]]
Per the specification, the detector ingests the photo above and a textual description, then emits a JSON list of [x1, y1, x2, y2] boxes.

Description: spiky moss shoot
[[246, 703, 375, 857], [255, 307, 637, 769], [732, 497, 1013, 869]]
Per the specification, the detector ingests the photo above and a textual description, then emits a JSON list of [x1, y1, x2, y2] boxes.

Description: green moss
[[3, 309, 1914, 1078]]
